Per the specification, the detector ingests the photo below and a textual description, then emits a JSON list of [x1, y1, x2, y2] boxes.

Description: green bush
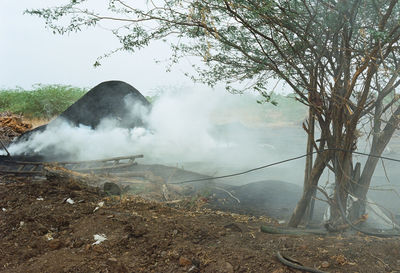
[[0, 85, 87, 119]]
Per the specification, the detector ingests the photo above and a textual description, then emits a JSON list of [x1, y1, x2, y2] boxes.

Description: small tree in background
[[27, 0, 400, 228]]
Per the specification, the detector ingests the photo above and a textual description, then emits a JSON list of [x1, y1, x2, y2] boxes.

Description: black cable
[[276, 251, 328, 273], [170, 147, 400, 236], [169, 152, 316, 184], [346, 149, 400, 163], [169, 148, 400, 185]]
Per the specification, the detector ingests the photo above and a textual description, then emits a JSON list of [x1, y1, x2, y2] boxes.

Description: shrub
[[0, 84, 87, 119]]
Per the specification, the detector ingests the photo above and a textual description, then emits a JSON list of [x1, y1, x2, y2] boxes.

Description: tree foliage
[[27, 0, 400, 228]]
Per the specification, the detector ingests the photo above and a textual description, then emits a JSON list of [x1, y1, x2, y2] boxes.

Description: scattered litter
[[19, 221, 24, 227], [278, 220, 286, 224], [66, 198, 75, 204], [36, 197, 44, 201], [93, 201, 105, 212], [44, 233, 54, 241], [2, 208, 6, 212], [93, 234, 107, 245]]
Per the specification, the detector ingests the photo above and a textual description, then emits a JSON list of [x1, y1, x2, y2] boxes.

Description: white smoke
[[5, 87, 308, 182]]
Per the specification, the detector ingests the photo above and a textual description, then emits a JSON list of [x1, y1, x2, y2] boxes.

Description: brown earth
[[1, 175, 400, 273]]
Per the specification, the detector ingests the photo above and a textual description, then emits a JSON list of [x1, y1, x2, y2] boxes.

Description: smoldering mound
[[202, 180, 326, 222], [12, 80, 150, 160], [18, 80, 150, 140]]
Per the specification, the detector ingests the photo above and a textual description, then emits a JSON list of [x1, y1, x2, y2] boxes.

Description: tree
[[27, 0, 400, 228]]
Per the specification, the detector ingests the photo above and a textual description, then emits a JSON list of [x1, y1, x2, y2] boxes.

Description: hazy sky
[[0, 0, 200, 95]]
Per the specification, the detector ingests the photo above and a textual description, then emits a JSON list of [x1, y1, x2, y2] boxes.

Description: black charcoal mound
[[205, 180, 326, 221], [59, 80, 150, 129], [10, 81, 150, 160], [16, 80, 150, 143]]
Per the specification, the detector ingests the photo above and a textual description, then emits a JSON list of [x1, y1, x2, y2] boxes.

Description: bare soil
[[1, 175, 400, 273]]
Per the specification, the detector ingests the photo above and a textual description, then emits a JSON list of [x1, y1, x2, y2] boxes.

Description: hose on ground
[[276, 251, 328, 273]]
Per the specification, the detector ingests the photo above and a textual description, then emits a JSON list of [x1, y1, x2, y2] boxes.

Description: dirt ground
[[1, 175, 400, 273]]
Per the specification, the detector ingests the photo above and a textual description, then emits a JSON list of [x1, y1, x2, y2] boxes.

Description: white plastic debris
[[19, 221, 24, 227], [2, 208, 6, 212], [66, 198, 75, 204], [92, 234, 107, 245], [44, 233, 54, 241], [36, 197, 44, 201], [93, 201, 105, 212]]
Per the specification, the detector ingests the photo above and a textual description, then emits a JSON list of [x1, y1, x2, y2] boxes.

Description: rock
[[67, 180, 84, 190], [225, 262, 234, 273], [72, 240, 84, 248], [65, 238, 72, 247], [321, 261, 330, 268], [48, 239, 63, 250], [93, 244, 105, 253], [218, 231, 227, 236], [107, 258, 128, 273], [170, 250, 180, 259], [224, 223, 242, 232], [104, 182, 122, 196], [179, 256, 192, 266]]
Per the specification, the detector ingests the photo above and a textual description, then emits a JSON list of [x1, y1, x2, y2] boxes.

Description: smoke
[[6, 87, 308, 184]]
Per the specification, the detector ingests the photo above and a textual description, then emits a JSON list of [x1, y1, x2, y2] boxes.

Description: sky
[[0, 0, 200, 95]]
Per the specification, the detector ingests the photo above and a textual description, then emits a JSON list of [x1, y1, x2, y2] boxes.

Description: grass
[[0, 84, 87, 119]]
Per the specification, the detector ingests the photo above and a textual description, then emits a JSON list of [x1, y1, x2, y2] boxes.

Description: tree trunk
[[304, 107, 315, 223], [353, 105, 400, 214], [288, 151, 328, 227], [348, 162, 362, 221], [328, 151, 353, 226]]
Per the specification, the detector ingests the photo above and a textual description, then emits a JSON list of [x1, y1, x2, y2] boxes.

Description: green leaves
[[24, 0, 400, 106], [0, 85, 87, 119]]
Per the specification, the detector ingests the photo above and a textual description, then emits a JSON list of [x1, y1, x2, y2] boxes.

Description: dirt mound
[[17, 81, 150, 143], [1, 176, 399, 272]]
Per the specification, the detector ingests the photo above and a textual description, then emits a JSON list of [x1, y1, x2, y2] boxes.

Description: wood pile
[[0, 112, 32, 142]]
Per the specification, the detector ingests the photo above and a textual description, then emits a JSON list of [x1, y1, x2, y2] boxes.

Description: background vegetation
[[0, 85, 306, 124], [0, 85, 87, 119]]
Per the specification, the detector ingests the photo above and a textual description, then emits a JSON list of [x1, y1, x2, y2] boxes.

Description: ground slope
[[1, 176, 400, 273]]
